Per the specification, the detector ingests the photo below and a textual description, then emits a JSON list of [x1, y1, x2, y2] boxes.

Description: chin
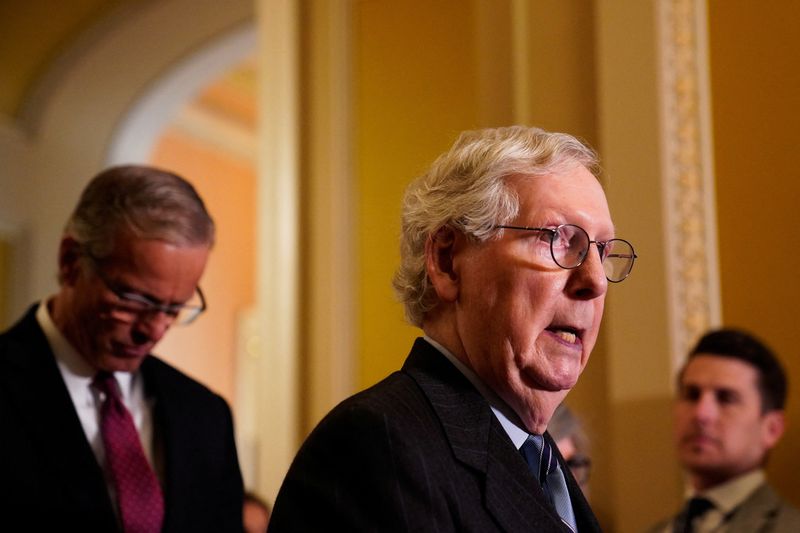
[[682, 451, 716, 469], [559, 377, 579, 391], [552, 364, 581, 389]]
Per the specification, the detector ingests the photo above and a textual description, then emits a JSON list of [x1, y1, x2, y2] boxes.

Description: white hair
[[392, 125, 600, 326]]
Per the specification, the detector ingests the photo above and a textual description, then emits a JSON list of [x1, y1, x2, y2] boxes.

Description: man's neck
[[421, 319, 465, 365], [686, 469, 766, 518], [48, 292, 85, 360], [690, 468, 764, 494], [37, 299, 96, 377], [422, 324, 566, 435]]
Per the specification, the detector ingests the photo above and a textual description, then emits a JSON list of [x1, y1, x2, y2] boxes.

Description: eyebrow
[[681, 382, 743, 397]]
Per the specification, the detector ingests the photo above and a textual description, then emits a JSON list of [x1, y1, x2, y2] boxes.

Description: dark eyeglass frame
[[495, 223, 637, 282], [86, 256, 207, 326], [565, 455, 592, 484]]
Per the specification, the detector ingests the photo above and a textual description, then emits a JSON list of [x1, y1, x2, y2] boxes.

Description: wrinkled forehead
[[510, 167, 614, 232]]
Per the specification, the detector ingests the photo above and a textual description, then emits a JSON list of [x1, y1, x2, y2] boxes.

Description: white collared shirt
[[36, 301, 156, 472]]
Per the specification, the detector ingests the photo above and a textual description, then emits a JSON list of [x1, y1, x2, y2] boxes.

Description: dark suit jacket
[[270, 338, 600, 532], [646, 482, 800, 533], [0, 305, 244, 532]]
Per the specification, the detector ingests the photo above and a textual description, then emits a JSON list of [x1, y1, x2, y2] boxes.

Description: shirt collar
[[689, 469, 766, 516], [36, 299, 135, 403], [423, 335, 530, 449]]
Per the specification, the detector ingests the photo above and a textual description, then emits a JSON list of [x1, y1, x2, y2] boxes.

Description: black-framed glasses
[[495, 224, 637, 282], [91, 264, 207, 326], [566, 455, 592, 485]]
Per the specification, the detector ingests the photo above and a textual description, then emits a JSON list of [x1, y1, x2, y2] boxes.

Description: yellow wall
[[709, 1, 800, 505], [150, 128, 257, 408], [355, 0, 482, 389], [525, 0, 597, 143]]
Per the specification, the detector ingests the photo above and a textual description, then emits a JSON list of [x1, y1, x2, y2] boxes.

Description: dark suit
[[647, 483, 800, 533], [0, 306, 244, 532], [270, 338, 600, 532]]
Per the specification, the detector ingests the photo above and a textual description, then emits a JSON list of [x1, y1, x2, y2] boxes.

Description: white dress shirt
[[36, 301, 157, 479]]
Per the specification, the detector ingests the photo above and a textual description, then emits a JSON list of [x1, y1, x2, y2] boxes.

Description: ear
[[424, 226, 461, 303], [761, 410, 785, 449], [58, 236, 84, 286]]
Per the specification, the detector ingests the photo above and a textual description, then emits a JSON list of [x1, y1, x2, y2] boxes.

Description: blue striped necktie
[[520, 434, 578, 532]]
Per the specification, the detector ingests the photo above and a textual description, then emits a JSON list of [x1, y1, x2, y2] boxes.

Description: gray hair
[[64, 165, 215, 262], [392, 125, 600, 326]]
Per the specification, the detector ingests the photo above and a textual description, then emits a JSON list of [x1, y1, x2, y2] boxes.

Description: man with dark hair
[[648, 328, 800, 533], [0, 165, 244, 532]]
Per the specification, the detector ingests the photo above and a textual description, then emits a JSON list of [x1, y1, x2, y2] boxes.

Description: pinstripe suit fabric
[[270, 338, 600, 532]]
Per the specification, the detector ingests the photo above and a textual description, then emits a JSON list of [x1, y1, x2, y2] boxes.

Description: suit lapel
[[403, 338, 570, 531], [140, 356, 182, 528], [727, 483, 781, 531], [1, 307, 115, 522], [484, 422, 571, 531]]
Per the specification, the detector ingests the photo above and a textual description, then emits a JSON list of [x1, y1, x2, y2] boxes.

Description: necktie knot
[[688, 497, 714, 518], [520, 434, 577, 532], [675, 496, 714, 533], [521, 434, 558, 482], [93, 371, 121, 399]]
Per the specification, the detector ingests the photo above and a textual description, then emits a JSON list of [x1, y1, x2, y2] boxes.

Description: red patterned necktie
[[94, 372, 164, 533]]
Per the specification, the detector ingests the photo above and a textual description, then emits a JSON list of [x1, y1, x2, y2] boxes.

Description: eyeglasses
[[92, 267, 207, 326], [495, 224, 637, 282], [566, 455, 592, 485]]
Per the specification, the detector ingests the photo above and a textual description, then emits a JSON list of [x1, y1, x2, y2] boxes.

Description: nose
[[692, 392, 719, 424], [131, 311, 174, 345], [567, 244, 608, 299]]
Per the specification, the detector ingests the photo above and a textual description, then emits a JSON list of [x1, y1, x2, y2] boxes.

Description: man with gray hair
[[0, 165, 244, 532], [270, 126, 636, 532]]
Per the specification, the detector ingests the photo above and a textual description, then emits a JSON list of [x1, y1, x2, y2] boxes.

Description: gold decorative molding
[[657, 0, 721, 370]]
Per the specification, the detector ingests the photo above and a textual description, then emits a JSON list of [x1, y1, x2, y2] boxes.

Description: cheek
[[91, 316, 130, 346], [78, 291, 115, 329], [732, 415, 761, 440], [589, 299, 606, 334], [512, 276, 561, 321], [596, 297, 606, 321], [584, 316, 603, 353], [578, 299, 606, 356]]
